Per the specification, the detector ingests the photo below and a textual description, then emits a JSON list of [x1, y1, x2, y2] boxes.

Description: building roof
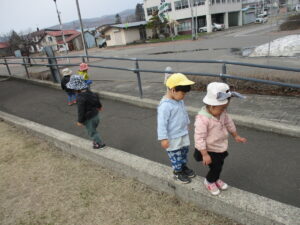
[[0, 42, 10, 49], [111, 21, 147, 29], [57, 32, 81, 44], [46, 30, 79, 37]]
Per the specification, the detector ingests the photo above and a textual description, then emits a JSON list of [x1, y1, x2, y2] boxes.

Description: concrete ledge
[[12, 77, 300, 138], [1, 110, 299, 225]]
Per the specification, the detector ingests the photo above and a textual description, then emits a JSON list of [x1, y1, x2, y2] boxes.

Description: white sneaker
[[216, 179, 228, 190], [204, 179, 220, 196]]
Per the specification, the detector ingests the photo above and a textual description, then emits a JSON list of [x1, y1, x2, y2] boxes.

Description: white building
[[143, 0, 243, 33]]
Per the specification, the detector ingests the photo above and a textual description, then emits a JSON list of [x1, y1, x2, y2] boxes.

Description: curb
[[15, 77, 300, 138], [0, 110, 299, 225]]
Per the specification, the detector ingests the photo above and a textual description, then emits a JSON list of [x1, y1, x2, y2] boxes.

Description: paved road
[[0, 79, 299, 207]]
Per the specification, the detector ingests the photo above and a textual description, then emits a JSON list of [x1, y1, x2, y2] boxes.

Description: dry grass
[[0, 121, 240, 225], [280, 14, 300, 31], [189, 66, 300, 96]]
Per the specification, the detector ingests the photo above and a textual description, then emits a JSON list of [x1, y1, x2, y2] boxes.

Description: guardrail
[[1, 55, 300, 98]]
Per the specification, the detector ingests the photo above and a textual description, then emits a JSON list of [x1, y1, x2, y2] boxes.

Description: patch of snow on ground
[[249, 35, 300, 57]]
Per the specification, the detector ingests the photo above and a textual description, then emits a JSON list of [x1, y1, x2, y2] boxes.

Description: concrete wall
[[105, 28, 126, 47]]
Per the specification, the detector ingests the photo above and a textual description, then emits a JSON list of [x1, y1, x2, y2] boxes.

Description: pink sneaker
[[204, 179, 220, 195], [216, 179, 228, 190]]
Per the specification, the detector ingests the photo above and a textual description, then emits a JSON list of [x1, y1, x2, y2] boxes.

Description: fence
[[1, 55, 300, 98]]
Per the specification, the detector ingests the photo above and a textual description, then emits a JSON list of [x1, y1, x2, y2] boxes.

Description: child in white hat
[[157, 73, 195, 184], [194, 82, 247, 195]]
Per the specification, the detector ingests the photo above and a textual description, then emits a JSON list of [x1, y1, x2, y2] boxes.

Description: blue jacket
[[157, 98, 190, 140]]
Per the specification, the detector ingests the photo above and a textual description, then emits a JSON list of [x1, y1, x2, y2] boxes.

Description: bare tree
[[135, 3, 145, 21], [115, 14, 122, 24]]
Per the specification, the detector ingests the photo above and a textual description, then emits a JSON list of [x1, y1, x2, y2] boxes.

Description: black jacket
[[61, 75, 74, 93], [77, 90, 102, 123]]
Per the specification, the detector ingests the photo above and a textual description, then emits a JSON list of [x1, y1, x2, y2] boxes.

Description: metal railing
[[1, 55, 300, 98]]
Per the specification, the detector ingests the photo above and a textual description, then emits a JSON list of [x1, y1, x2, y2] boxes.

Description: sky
[[0, 0, 142, 35]]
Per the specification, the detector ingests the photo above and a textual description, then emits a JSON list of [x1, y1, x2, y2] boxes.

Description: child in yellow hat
[[157, 73, 195, 183]]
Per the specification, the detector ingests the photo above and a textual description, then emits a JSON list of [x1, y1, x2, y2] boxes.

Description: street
[[0, 79, 299, 207]]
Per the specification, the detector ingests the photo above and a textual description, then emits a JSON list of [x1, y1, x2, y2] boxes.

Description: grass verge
[[0, 121, 240, 225]]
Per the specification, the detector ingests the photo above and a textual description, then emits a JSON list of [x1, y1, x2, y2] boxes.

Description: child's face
[[170, 89, 186, 101], [208, 104, 228, 117]]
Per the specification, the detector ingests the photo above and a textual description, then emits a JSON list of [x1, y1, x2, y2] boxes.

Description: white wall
[[143, 0, 242, 21]]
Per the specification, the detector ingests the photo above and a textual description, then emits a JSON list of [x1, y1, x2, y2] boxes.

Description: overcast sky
[[0, 0, 142, 35]]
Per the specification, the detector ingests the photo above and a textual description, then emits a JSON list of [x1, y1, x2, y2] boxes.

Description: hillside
[[48, 8, 136, 30]]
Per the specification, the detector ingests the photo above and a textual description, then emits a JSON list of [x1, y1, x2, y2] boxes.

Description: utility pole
[[188, 0, 196, 40], [53, 0, 69, 62], [75, 0, 89, 62]]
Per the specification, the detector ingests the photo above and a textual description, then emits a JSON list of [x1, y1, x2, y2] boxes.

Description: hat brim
[[168, 80, 195, 89], [203, 95, 228, 106]]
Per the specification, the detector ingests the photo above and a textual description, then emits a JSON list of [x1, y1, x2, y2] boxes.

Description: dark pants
[[84, 114, 102, 144], [206, 151, 228, 183]]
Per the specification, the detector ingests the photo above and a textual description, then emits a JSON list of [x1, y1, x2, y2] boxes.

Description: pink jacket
[[194, 107, 236, 153]]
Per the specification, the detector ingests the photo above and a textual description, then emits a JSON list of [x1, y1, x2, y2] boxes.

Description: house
[[0, 42, 12, 57], [83, 31, 96, 49], [101, 21, 152, 47], [143, 0, 243, 34]]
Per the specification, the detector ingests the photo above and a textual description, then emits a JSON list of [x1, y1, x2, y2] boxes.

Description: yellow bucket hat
[[166, 73, 195, 89]]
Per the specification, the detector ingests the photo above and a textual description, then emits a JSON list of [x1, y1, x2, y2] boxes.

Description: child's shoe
[[173, 171, 191, 184], [216, 179, 228, 190], [182, 165, 196, 178], [204, 179, 220, 195], [93, 142, 106, 149]]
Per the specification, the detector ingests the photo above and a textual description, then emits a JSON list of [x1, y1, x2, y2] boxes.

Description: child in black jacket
[[61, 68, 76, 106], [66, 75, 105, 149]]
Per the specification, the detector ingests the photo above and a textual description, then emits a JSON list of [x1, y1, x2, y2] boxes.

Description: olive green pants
[[84, 115, 102, 144]]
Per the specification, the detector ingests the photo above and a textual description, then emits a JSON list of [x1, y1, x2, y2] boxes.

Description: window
[[177, 21, 192, 31], [166, 3, 172, 11], [48, 36, 53, 42], [147, 6, 158, 16], [105, 35, 111, 41], [193, 0, 205, 6], [174, 0, 189, 10]]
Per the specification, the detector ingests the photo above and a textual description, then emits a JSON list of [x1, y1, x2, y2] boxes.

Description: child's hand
[[76, 122, 84, 127], [202, 154, 212, 165], [235, 135, 247, 143], [161, 139, 169, 149]]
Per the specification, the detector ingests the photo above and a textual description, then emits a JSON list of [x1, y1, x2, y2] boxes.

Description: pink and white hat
[[79, 63, 88, 71]]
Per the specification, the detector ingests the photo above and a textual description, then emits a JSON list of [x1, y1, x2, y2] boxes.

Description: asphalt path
[[0, 79, 299, 207]]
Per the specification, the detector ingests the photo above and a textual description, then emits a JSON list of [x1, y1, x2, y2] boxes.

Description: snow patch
[[248, 35, 300, 57]]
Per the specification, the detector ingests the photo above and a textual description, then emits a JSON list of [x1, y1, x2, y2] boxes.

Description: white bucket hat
[[62, 68, 73, 76], [203, 82, 245, 106], [66, 75, 88, 90]]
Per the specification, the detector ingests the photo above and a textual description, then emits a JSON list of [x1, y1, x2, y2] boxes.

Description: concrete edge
[[11, 77, 300, 138], [0, 110, 299, 225]]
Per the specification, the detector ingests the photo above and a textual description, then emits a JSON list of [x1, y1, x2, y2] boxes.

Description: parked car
[[255, 14, 268, 23], [98, 39, 107, 48], [199, 23, 225, 32]]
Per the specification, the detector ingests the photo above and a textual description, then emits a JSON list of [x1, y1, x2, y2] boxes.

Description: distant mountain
[[48, 8, 137, 30]]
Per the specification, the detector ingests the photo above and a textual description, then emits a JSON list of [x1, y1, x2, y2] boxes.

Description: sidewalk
[[89, 78, 300, 137]]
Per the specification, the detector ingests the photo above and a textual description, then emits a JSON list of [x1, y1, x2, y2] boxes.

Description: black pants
[[206, 151, 228, 183]]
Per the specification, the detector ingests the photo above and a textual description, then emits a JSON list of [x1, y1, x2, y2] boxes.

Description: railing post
[[134, 59, 143, 98], [22, 57, 30, 79], [81, 56, 85, 63], [221, 63, 227, 83], [4, 58, 12, 76]]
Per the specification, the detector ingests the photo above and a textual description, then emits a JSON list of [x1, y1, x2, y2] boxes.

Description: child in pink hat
[[194, 82, 247, 196]]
